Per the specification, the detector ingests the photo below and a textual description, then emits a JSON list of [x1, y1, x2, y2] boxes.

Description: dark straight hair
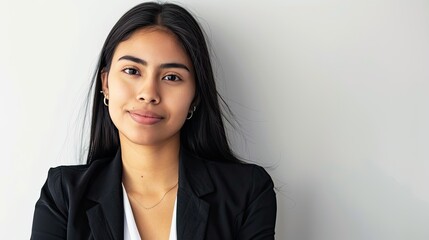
[[86, 2, 241, 164]]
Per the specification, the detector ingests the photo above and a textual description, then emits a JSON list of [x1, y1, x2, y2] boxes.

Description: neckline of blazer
[[83, 148, 215, 240]]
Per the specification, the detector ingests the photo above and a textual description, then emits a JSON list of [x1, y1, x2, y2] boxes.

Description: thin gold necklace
[[127, 182, 178, 210]]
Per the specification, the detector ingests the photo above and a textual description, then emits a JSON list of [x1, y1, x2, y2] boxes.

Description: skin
[[101, 27, 196, 239]]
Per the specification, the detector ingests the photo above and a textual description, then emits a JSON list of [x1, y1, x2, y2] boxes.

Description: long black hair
[[86, 2, 240, 164]]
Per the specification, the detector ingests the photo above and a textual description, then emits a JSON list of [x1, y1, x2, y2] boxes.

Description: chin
[[119, 130, 180, 147], [124, 134, 161, 146]]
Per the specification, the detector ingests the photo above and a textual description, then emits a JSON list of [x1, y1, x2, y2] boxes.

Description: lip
[[128, 110, 164, 125]]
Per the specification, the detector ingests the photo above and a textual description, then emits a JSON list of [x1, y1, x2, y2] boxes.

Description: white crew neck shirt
[[122, 184, 177, 240]]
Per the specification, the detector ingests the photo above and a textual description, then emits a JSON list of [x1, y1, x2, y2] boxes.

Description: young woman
[[31, 2, 276, 240]]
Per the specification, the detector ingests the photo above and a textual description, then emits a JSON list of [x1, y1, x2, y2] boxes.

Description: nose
[[136, 76, 160, 104]]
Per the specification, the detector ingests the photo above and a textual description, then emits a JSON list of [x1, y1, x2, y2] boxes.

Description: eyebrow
[[118, 55, 190, 72]]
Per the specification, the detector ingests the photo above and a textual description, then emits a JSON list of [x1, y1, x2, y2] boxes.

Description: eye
[[162, 74, 182, 81], [123, 67, 140, 75]]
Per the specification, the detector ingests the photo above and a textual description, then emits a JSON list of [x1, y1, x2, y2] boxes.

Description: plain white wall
[[1, 0, 428, 239]]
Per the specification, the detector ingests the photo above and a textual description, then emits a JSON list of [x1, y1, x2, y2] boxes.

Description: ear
[[101, 69, 109, 97], [192, 95, 200, 109]]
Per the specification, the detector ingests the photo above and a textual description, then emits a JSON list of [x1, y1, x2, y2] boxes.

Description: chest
[[124, 188, 177, 240]]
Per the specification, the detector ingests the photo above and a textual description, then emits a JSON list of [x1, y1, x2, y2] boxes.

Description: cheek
[[161, 88, 195, 122], [107, 78, 134, 120], [109, 79, 133, 105], [170, 86, 195, 112]]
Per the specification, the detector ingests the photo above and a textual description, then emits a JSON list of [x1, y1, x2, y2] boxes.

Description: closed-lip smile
[[128, 110, 164, 125]]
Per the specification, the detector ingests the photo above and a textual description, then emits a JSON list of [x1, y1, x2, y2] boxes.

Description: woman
[[31, 2, 276, 240]]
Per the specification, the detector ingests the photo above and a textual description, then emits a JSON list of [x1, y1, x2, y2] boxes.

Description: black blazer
[[31, 149, 276, 240]]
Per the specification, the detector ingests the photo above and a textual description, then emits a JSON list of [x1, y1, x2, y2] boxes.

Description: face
[[101, 28, 195, 147]]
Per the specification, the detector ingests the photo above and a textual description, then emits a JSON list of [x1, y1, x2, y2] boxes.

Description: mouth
[[128, 110, 164, 125]]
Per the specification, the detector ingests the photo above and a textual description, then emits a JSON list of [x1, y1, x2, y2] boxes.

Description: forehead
[[113, 27, 191, 65]]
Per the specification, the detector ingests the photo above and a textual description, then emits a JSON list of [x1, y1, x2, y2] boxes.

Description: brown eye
[[123, 68, 140, 75], [162, 74, 181, 81]]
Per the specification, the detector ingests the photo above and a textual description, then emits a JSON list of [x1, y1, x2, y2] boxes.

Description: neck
[[120, 136, 180, 194]]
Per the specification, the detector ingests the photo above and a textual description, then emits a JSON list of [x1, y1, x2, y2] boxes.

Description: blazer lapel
[[82, 149, 214, 240], [177, 188, 209, 239], [85, 150, 124, 240], [177, 149, 214, 240]]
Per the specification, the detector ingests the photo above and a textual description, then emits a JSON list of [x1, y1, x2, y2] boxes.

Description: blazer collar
[[177, 149, 214, 240], [85, 150, 124, 240], [84, 148, 214, 240]]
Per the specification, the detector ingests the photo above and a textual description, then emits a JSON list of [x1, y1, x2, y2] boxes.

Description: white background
[[1, 0, 429, 239]]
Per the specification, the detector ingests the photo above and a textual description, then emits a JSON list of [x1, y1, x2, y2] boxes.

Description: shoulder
[[200, 159, 275, 210], [32, 156, 120, 238], [43, 164, 85, 194], [195, 159, 277, 237], [181, 151, 275, 200], [204, 160, 274, 191], [41, 156, 116, 203], [44, 157, 112, 188]]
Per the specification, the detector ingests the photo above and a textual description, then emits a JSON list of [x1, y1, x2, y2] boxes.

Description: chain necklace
[[127, 182, 178, 210]]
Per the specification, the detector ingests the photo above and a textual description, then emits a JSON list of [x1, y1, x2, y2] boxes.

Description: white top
[[122, 184, 177, 240]]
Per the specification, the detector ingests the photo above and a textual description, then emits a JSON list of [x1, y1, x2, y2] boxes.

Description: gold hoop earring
[[103, 97, 109, 107], [186, 106, 196, 120], [100, 90, 109, 107]]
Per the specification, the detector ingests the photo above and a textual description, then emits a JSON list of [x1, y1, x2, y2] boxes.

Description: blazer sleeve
[[31, 167, 68, 240], [236, 166, 277, 240]]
